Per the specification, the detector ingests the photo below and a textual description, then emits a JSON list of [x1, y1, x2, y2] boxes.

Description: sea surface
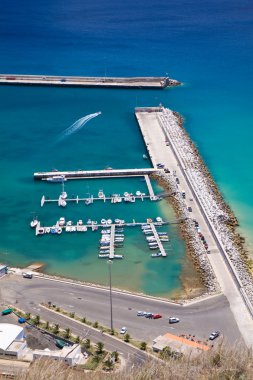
[[0, 0, 252, 295]]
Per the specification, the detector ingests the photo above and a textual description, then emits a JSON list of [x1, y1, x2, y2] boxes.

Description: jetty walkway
[[149, 223, 167, 257], [34, 168, 159, 180], [0, 74, 180, 89], [135, 107, 253, 348]]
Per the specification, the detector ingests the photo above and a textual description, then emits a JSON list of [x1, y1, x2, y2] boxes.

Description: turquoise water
[[0, 0, 252, 295], [0, 85, 191, 296]]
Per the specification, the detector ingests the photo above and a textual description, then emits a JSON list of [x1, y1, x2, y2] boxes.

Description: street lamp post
[[107, 260, 113, 332]]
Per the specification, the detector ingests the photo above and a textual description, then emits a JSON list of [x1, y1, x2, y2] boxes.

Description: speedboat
[[77, 219, 83, 225], [124, 192, 129, 197], [98, 190, 105, 198], [85, 198, 92, 205], [101, 219, 107, 225], [101, 229, 111, 234], [50, 227, 58, 234], [149, 245, 159, 250], [143, 154, 148, 159], [151, 252, 162, 258], [107, 219, 112, 225], [114, 219, 121, 224], [98, 254, 110, 258], [45, 227, 50, 233], [136, 191, 141, 196], [156, 217, 163, 222], [114, 255, 123, 259], [99, 249, 110, 254], [87, 219, 92, 225], [46, 175, 66, 183], [57, 227, 62, 234], [58, 217, 65, 226], [30, 217, 38, 228], [66, 220, 73, 226]]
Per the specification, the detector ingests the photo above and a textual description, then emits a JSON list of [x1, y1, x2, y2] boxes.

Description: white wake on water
[[57, 112, 101, 143]]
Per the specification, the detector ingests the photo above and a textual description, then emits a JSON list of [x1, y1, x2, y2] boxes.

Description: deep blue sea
[[0, 0, 252, 295]]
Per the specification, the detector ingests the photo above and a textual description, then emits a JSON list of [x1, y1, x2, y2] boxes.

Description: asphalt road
[[0, 274, 244, 348]]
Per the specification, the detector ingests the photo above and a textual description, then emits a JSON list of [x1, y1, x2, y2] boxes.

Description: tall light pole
[[107, 260, 113, 332]]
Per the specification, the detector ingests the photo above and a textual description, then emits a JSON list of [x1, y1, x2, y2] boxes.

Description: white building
[[33, 344, 84, 365], [0, 323, 27, 359]]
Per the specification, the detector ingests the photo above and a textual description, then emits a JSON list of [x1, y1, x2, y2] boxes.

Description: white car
[[137, 311, 147, 316], [120, 326, 127, 334], [168, 317, 180, 324]]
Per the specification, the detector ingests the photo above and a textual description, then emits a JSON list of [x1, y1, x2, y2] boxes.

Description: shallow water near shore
[[0, 0, 252, 295]]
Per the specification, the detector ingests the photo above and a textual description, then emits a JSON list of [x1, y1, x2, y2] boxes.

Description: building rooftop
[[0, 323, 24, 351], [153, 333, 210, 355]]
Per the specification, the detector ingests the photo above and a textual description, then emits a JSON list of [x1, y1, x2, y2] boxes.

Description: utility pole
[[107, 260, 113, 332]]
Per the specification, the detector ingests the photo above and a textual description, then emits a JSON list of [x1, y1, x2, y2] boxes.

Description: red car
[[152, 314, 162, 319]]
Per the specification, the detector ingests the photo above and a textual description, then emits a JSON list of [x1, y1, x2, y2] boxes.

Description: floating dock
[[149, 223, 167, 257], [109, 225, 116, 259], [0, 74, 180, 89], [144, 175, 155, 199], [34, 168, 160, 180]]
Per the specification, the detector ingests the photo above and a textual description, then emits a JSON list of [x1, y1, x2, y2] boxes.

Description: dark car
[[209, 331, 220, 340], [145, 313, 153, 319]]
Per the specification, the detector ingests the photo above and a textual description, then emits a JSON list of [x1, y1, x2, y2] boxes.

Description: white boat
[[30, 217, 38, 228], [77, 219, 83, 225], [156, 217, 163, 222], [142, 154, 148, 159], [57, 227, 62, 234], [149, 241, 159, 246], [107, 219, 112, 225], [101, 219, 107, 225], [114, 255, 123, 259], [85, 198, 92, 205], [66, 220, 73, 226], [114, 219, 121, 224], [58, 217, 65, 226], [98, 190, 105, 198], [136, 191, 141, 196], [36, 227, 45, 235], [151, 252, 162, 258], [149, 245, 159, 250], [124, 192, 129, 197], [98, 254, 110, 258], [101, 229, 111, 234], [46, 175, 66, 183], [58, 197, 67, 207], [45, 227, 50, 233]]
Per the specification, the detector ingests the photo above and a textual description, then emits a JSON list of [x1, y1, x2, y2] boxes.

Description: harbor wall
[[0, 74, 181, 89]]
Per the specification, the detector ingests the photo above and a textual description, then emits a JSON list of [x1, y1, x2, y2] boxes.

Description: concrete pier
[[34, 168, 159, 180], [144, 175, 155, 199], [149, 223, 167, 257], [0, 74, 180, 89], [135, 106, 253, 347]]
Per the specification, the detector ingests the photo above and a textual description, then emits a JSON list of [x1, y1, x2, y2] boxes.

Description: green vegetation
[[140, 341, 147, 351]]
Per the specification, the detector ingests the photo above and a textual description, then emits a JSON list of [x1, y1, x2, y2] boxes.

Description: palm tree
[[45, 321, 50, 330], [140, 341, 147, 351], [81, 317, 86, 323], [124, 333, 130, 342], [64, 328, 71, 339], [96, 341, 104, 354], [25, 312, 31, 320], [53, 323, 60, 334], [93, 321, 99, 328], [84, 338, 90, 349], [112, 351, 119, 362], [75, 336, 80, 343], [103, 358, 113, 371], [33, 315, 40, 326]]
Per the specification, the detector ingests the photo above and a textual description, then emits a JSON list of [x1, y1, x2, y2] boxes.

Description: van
[[176, 177, 180, 184]]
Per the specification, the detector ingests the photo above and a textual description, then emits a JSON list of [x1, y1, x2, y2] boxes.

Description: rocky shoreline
[[155, 107, 253, 306]]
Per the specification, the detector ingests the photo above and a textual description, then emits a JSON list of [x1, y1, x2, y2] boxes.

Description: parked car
[[137, 311, 147, 316], [209, 331, 220, 340], [1, 308, 13, 316], [18, 317, 26, 324], [168, 317, 180, 324], [55, 339, 70, 349], [145, 313, 153, 319], [22, 272, 33, 279], [152, 314, 162, 319], [120, 326, 127, 334], [188, 206, 192, 212]]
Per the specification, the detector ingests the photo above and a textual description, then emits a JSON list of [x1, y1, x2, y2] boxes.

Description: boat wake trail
[[56, 112, 101, 143]]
